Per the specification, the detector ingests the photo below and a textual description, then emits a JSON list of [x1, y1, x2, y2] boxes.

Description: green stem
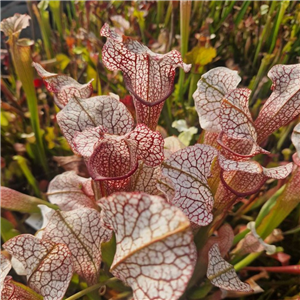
[[234, 1, 251, 26], [180, 1, 191, 57], [268, 1, 289, 54], [249, 53, 274, 105], [213, 1, 221, 26], [178, 0, 191, 111], [191, 0, 200, 20], [33, 2, 53, 59], [134, 4, 146, 44], [156, 1, 165, 26], [161, 100, 176, 135], [164, 1, 173, 28], [282, 13, 300, 64], [13, 155, 42, 198], [36, 201, 59, 210], [255, 184, 286, 234], [9, 38, 49, 175], [253, 1, 277, 66], [186, 224, 213, 289], [65, 278, 118, 300], [188, 72, 201, 106], [209, 1, 217, 17], [70, 0, 79, 27], [194, 223, 212, 250], [113, 292, 132, 300], [214, 1, 236, 31], [232, 229, 250, 247], [276, 122, 296, 150], [234, 252, 262, 271], [234, 246, 284, 271], [49, 1, 63, 37]]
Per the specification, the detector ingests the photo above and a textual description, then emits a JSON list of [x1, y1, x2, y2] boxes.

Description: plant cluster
[[1, 4, 300, 300]]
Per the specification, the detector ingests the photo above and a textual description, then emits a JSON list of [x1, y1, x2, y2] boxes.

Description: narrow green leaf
[[189, 282, 213, 299], [101, 233, 116, 269], [255, 185, 286, 227], [56, 53, 71, 71], [49, 1, 63, 36], [13, 155, 42, 198], [234, 1, 251, 26], [0, 14, 49, 174], [257, 167, 300, 239], [1, 217, 20, 242]]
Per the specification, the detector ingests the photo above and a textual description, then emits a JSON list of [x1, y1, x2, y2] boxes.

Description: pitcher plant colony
[[1, 4, 300, 300]]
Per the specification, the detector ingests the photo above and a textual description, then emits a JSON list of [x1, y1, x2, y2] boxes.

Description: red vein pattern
[[202, 131, 220, 148], [255, 64, 300, 143], [73, 126, 107, 157], [57, 95, 134, 152], [262, 164, 294, 179], [292, 123, 300, 159], [33, 62, 93, 108], [221, 89, 255, 141], [42, 208, 111, 285], [130, 162, 161, 195], [157, 173, 176, 203], [200, 224, 234, 265], [196, 224, 234, 281], [73, 124, 164, 167], [1, 277, 43, 300], [0, 254, 11, 294], [72, 123, 164, 194], [47, 171, 97, 211], [101, 23, 191, 130], [193, 67, 241, 132], [88, 136, 138, 181], [217, 132, 269, 160], [238, 233, 264, 254], [3, 234, 73, 300], [219, 155, 293, 178], [218, 88, 268, 158], [207, 244, 252, 292], [218, 156, 293, 196], [125, 124, 164, 167], [99, 192, 196, 300], [219, 155, 262, 173], [88, 136, 139, 194], [161, 144, 218, 226]]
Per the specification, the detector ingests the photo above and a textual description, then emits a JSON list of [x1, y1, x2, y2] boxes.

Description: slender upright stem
[[65, 278, 119, 300], [253, 1, 277, 66], [13, 156, 42, 198], [234, 252, 262, 272], [1, 15, 49, 174], [268, 1, 289, 54], [156, 1, 165, 26], [32, 3, 53, 59], [178, 0, 191, 111], [188, 72, 201, 106], [249, 53, 274, 106]]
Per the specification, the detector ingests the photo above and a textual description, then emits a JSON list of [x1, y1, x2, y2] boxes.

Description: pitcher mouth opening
[[91, 161, 139, 182], [124, 75, 174, 107], [217, 132, 269, 159]]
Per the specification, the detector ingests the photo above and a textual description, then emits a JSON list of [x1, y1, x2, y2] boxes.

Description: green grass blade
[[268, 0, 290, 54], [234, 1, 251, 26]]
